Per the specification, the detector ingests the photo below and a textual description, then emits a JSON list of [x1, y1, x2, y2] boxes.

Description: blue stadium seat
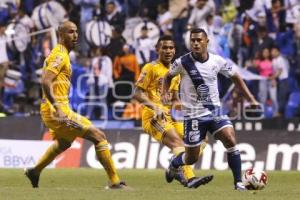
[[285, 91, 300, 118]]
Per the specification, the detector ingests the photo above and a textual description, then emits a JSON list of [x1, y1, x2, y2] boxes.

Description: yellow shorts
[[41, 103, 92, 142], [142, 109, 183, 142]]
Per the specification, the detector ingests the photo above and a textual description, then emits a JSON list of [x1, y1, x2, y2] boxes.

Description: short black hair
[[190, 28, 208, 38], [156, 35, 174, 48], [271, 45, 280, 50], [141, 26, 148, 31]]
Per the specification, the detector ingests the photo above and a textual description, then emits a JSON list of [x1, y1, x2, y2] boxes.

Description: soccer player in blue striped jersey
[[163, 28, 259, 190]]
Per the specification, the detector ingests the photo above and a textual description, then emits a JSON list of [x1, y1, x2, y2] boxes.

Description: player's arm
[[162, 59, 182, 104], [134, 64, 165, 120], [41, 70, 67, 122], [41, 70, 58, 107], [133, 86, 159, 111], [230, 73, 259, 105], [134, 86, 166, 120]]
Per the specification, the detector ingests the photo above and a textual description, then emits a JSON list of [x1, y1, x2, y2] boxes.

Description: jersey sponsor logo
[[189, 70, 198, 76], [196, 84, 210, 102], [188, 130, 200, 143]]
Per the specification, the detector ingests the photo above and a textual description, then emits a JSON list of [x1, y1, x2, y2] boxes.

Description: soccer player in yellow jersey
[[24, 21, 128, 189], [134, 35, 213, 188]]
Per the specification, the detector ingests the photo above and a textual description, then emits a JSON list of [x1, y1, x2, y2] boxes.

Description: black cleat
[[24, 168, 40, 188], [186, 175, 214, 188], [105, 181, 133, 190], [174, 167, 188, 186], [165, 164, 178, 183]]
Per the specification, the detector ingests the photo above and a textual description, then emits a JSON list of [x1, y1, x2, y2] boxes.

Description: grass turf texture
[[0, 169, 299, 200]]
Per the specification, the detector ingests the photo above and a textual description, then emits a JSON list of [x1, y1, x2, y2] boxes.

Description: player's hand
[[154, 109, 166, 121], [161, 92, 171, 105]]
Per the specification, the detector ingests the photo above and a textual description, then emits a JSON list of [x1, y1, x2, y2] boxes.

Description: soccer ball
[[242, 168, 268, 190]]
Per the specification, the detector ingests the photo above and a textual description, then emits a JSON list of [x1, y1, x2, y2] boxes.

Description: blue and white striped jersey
[[169, 52, 236, 119]]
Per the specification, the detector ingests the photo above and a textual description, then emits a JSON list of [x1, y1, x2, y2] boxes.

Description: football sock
[[34, 141, 63, 173], [95, 140, 120, 185], [182, 165, 195, 180], [172, 147, 195, 180], [172, 147, 195, 179], [171, 152, 185, 168], [227, 146, 242, 184]]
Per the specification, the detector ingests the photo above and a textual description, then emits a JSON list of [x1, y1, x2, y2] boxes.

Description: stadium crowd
[[0, 0, 300, 119]]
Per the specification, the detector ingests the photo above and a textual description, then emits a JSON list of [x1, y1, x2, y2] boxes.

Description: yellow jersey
[[41, 44, 72, 106], [135, 60, 180, 112]]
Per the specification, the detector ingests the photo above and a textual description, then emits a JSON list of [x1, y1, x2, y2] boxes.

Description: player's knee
[[57, 139, 71, 151], [222, 135, 236, 148], [172, 136, 184, 147], [84, 126, 107, 144]]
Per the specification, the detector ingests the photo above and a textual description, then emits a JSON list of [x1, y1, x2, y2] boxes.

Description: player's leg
[[166, 118, 213, 188], [214, 126, 245, 190], [145, 118, 188, 185], [25, 138, 71, 187], [173, 122, 207, 182], [161, 128, 191, 185], [83, 125, 126, 188], [170, 118, 207, 167]]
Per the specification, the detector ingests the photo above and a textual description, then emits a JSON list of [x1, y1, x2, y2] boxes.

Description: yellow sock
[[35, 141, 62, 173], [182, 165, 195, 180], [95, 140, 120, 185], [172, 147, 195, 180]]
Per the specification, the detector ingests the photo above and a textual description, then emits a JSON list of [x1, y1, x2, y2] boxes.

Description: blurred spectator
[[221, 0, 238, 23], [187, 0, 215, 31], [292, 24, 300, 85], [251, 26, 275, 58], [106, 1, 125, 31], [113, 44, 139, 102], [169, 0, 188, 54], [133, 26, 155, 67], [285, 0, 300, 26], [106, 25, 126, 61], [271, 45, 290, 116], [86, 48, 113, 119], [0, 24, 9, 109], [255, 48, 279, 117], [16, 8, 34, 31], [2, 77, 24, 111], [265, 0, 286, 33], [140, 0, 161, 21], [73, 0, 100, 56], [157, 2, 173, 35]]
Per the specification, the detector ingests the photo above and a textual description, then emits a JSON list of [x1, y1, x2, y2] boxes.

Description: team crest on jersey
[[137, 71, 146, 83], [225, 63, 232, 71], [50, 56, 63, 68]]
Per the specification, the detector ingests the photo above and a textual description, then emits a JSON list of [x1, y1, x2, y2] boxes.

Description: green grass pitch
[[0, 169, 299, 200]]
